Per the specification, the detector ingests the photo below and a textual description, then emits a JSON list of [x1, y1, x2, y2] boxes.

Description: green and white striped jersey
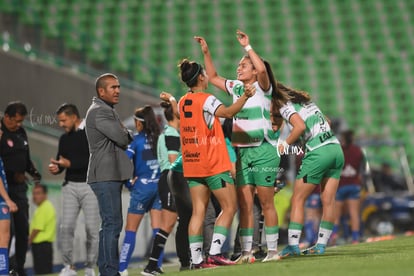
[[225, 79, 277, 147], [280, 101, 339, 151]]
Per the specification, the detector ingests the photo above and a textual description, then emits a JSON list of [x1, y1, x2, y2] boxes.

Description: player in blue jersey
[[0, 156, 18, 276], [119, 106, 162, 276]]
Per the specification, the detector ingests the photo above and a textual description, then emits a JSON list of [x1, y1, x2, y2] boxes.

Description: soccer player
[[140, 101, 181, 276], [195, 30, 281, 263], [160, 58, 255, 268], [119, 106, 162, 276], [331, 130, 364, 244], [0, 157, 18, 276], [272, 82, 345, 256]]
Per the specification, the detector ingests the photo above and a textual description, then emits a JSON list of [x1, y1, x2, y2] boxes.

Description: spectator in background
[[0, 157, 18, 276], [48, 103, 99, 276], [119, 105, 162, 276], [375, 162, 406, 192], [29, 184, 57, 275], [0, 101, 42, 276], [330, 130, 364, 245], [85, 73, 134, 276]]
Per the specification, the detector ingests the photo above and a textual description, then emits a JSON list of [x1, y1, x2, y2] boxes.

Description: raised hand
[[236, 30, 250, 47], [160, 91, 173, 102], [194, 36, 209, 54]]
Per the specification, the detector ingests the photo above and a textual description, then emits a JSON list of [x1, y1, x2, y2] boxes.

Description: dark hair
[[34, 183, 48, 194], [178, 59, 203, 88], [56, 103, 80, 118], [5, 101, 28, 117], [95, 73, 118, 94], [271, 82, 311, 116], [342, 130, 354, 146], [134, 105, 160, 155], [160, 101, 174, 122], [221, 118, 233, 140]]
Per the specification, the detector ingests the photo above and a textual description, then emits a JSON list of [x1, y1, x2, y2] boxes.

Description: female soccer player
[[0, 157, 18, 276], [195, 30, 280, 263], [160, 58, 255, 268], [141, 102, 183, 275], [271, 82, 345, 256], [119, 106, 162, 275]]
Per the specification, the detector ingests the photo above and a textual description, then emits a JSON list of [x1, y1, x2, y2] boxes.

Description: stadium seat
[[4, 0, 414, 168]]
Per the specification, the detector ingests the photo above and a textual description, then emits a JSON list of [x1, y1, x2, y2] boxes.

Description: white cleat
[[262, 250, 281, 262]]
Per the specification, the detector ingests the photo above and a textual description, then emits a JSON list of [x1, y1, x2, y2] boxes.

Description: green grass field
[[57, 236, 414, 276]]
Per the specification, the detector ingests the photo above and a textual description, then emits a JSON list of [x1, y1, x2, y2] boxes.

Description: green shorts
[[236, 141, 280, 187], [187, 171, 234, 190], [297, 143, 344, 184]]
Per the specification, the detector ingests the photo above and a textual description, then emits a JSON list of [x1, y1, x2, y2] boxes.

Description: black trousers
[[8, 184, 29, 276], [32, 242, 53, 275], [168, 170, 192, 267]]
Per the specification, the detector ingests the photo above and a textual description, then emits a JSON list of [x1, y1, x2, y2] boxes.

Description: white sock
[[190, 241, 203, 265], [209, 233, 226, 255], [265, 233, 279, 251], [317, 228, 332, 245], [241, 235, 253, 252], [288, 229, 302, 246]]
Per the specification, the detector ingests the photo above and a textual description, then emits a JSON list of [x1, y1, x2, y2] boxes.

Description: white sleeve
[[280, 101, 297, 121], [225, 79, 244, 96], [203, 95, 223, 115], [203, 95, 223, 129]]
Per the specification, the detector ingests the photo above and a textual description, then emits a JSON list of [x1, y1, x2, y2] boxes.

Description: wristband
[[169, 96, 176, 102], [244, 44, 252, 52]]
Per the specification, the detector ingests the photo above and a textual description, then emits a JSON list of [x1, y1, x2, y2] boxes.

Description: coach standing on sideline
[[49, 103, 99, 276], [85, 73, 133, 276], [0, 101, 41, 276]]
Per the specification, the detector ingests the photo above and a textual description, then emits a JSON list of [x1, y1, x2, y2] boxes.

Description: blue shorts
[[128, 178, 161, 215], [336, 184, 361, 201], [0, 202, 10, 220], [305, 193, 322, 209]]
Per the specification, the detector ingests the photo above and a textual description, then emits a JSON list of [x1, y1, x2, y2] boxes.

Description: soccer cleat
[[235, 252, 256, 264], [191, 261, 218, 269], [207, 254, 236, 265], [119, 269, 128, 276], [140, 267, 162, 276], [85, 268, 96, 276], [59, 265, 77, 276], [262, 250, 281, 262], [279, 245, 301, 258], [302, 243, 326, 255]]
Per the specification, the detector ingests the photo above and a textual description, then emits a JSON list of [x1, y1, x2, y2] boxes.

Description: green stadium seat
[[0, 0, 18, 13]]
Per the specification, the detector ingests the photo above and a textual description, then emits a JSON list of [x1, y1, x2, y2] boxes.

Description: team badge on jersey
[[2, 206, 9, 215], [7, 139, 13, 148]]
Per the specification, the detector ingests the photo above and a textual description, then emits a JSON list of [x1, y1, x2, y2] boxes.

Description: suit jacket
[[85, 97, 133, 183]]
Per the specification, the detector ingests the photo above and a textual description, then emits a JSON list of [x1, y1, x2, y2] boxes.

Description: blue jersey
[[126, 132, 160, 184], [0, 157, 8, 203]]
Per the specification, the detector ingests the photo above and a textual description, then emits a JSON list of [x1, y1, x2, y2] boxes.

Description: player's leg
[[188, 182, 210, 267], [0, 206, 11, 276], [208, 175, 237, 265]]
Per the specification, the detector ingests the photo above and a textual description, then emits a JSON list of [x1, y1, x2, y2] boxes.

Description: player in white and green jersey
[[195, 30, 280, 263], [272, 82, 344, 257]]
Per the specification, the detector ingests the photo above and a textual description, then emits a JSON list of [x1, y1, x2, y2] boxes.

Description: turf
[[53, 236, 414, 276]]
